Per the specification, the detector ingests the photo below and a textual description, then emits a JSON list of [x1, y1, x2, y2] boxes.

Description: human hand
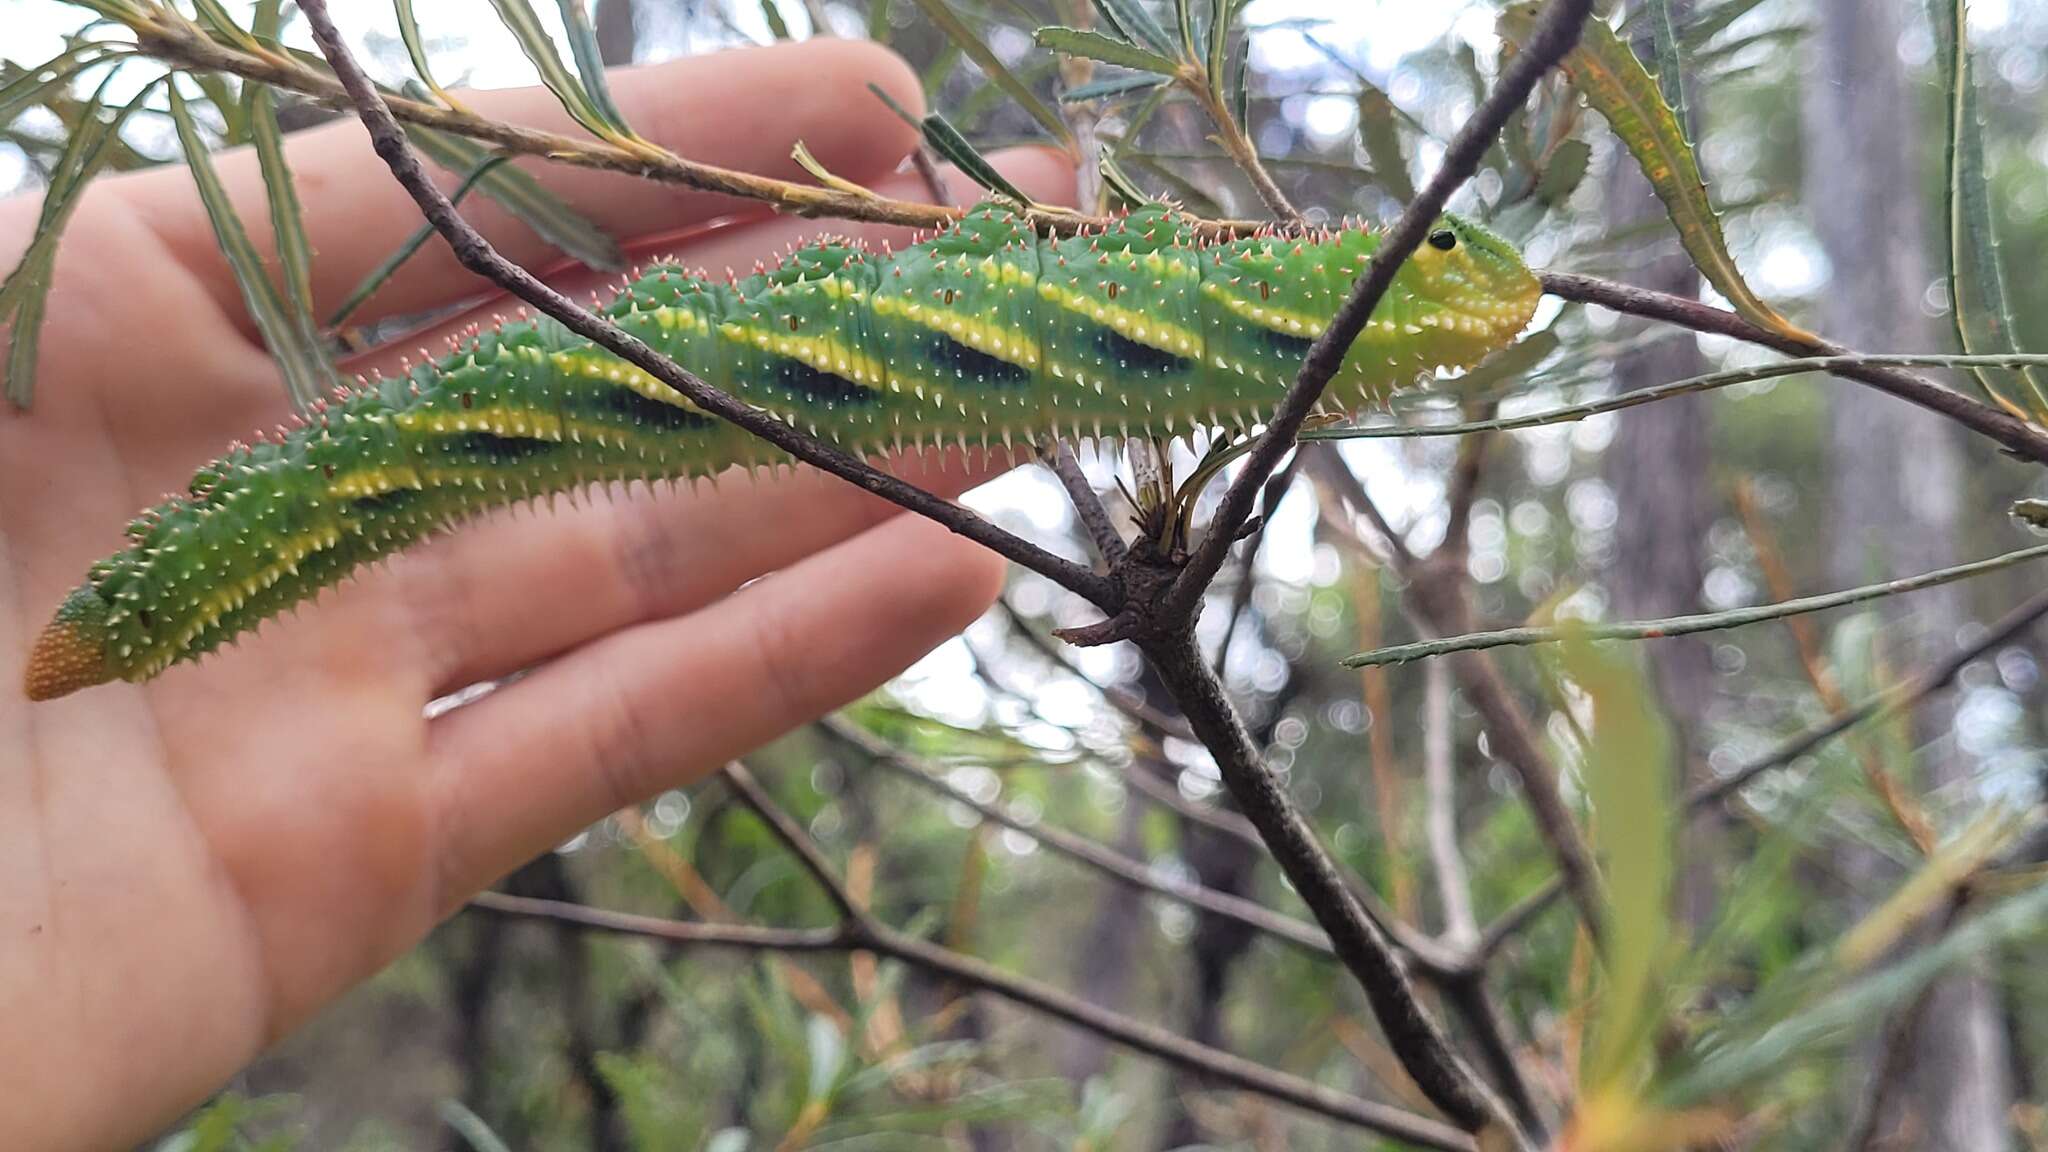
[[0, 39, 1070, 1150]]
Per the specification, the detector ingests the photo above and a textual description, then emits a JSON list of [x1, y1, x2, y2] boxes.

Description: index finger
[[111, 38, 926, 330]]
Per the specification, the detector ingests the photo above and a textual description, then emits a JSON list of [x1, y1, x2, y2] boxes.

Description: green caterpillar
[[25, 201, 1539, 700]]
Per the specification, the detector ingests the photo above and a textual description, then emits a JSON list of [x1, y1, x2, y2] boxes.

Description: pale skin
[[0, 40, 1072, 1150]]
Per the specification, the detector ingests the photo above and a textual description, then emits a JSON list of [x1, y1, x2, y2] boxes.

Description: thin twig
[[1158, 0, 1596, 625], [1425, 659, 1480, 947], [1473, 881, 1568, 964], [1541, 270, 2048, 466], [1302, 352, 2048, 441], [296, 0, 1114, 606], [1310, 436, 1609, 944], [467, 892, 1473, 1149], [997, 599, 1197, 742], [1045, 443, 1128, 567], [719, 762, 862, 923], [1346, 542, 2048, 667], [1687, 585, 2048, 809], [818, 716, 1372, 964]]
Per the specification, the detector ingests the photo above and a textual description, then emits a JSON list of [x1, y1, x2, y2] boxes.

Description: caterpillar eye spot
[[1428, 229, 1458, 251]]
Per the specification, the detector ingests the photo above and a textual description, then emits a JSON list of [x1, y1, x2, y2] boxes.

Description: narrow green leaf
[[1560, 635, 1674, 1093], [0, 45, 124, 127], [1500, 3, 1807, 341], [1060, 72, 1170, 103], [1666, 875, 2048, 1106], [1205, 0, 1232, 100], [250, 0, 283, 40], [330, 157, 510, 328], [1355, 84, 1414, 203], [1933, 0, 2048, 415], [919, 111, 1030, 203], [404, 122, 623, 270], [3, 76, 156, 407], [866, 0, 892, 40], [907, 0, 1075, 149], [5, 263, 49, 410], [485, 0, 618, 142], [555, 0, 631, 126], [394, 0, 467, 110], [247, 82, 338, 396], [169, 84, 328, 413], [190, 0, 265, 54], [1173, 0, 1197, 58], [1034, 26, 1177, 75], [1098, 146, 1158, 207], [758, 0, 793, 39], [1091, 0, 1177, 56]]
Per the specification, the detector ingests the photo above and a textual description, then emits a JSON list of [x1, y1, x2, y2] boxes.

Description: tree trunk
[[1802, 1, 2013, 1146], [1603, 0, 1718, 930]]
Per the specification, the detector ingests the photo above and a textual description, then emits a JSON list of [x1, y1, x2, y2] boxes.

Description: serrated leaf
[[1561, 634, 1674, 1094], [554, 0, 630, 125], [1500, 3, 1808, 341], [1090, 0, 1177, 56], [908, 0, 1074, 149], [394, 0, 470, 112], [246, 82, 338, 399], [169, 84, 329, 413], [404, 122, 623, 270], [1933, 0, 2048, 416], [1060, 72, 1170, 103], [1034, 26, 1178, 75], [485, 0, 628, 144], [1355, 83, 1413, 203], [1205, 0, 1231, 94]]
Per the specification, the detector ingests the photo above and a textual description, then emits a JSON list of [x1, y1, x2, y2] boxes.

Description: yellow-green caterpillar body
[[25, 202, 1539, 699]]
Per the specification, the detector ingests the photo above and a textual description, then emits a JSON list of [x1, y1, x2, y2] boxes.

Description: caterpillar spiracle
[[24, 201, 1541, 700]]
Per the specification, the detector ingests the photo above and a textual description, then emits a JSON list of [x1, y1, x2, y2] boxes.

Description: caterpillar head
[[1400, 213, 1542, 349], [24, 584, 116, 700]]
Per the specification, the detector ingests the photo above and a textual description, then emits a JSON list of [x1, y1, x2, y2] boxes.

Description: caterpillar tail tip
[[23, 591, 113, 701]]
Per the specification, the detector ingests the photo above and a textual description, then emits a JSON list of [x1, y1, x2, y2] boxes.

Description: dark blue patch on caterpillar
[[580, 389, 717, 430], [926, 333, 1031, 385], [447, 431, 559, 462], [1264, 329, 1317, 359], [773, 358, 877, 405], [1094, 326, 1192, 376]]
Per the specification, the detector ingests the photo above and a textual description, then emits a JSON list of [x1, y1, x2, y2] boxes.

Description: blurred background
[[7, 0, 2048, 1148]]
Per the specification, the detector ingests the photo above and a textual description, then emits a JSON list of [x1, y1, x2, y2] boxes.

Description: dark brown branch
[[468, 892, 1474, 1148], [296, 0, 1115, 606], [1144, 629, 1521, 1143], [1540, 271, 2048, 465], [1157, 0, 1597, 624]]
